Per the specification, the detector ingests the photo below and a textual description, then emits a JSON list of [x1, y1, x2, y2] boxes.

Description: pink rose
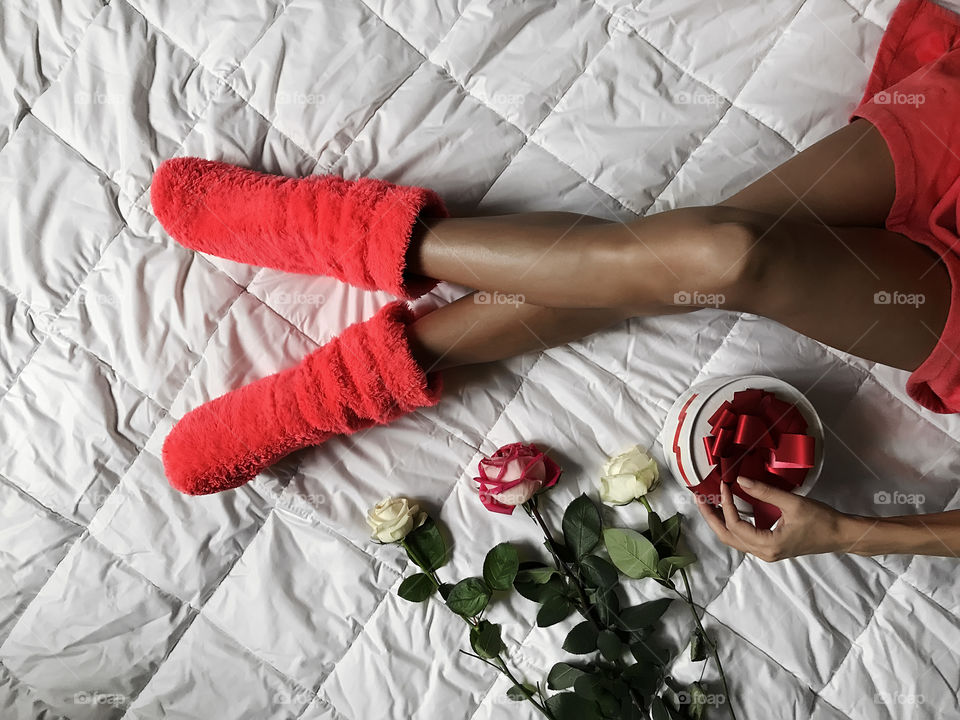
[[474, 442, 562, 514]]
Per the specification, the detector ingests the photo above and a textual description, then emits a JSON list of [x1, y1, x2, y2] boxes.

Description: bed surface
[[2, 0, 960, 718]]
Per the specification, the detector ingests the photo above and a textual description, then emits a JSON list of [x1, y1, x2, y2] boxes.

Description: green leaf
[[618, 598, 673, 632], [515, 563, 558, 584], [573, 673, 602, 701], [593, 686, 621, 718], [690, 628, 707, 662], [580, 555, 619, 588], [688, 682, 708, 720], [646, 510, 663, 541], [506, 683, 537, 701], [562, 494, 603, 558], [603, 528, 659, 579], [650, 696, 671, 720], [563, 621, 599, 654], [482, 543, 520, 591], [658, 514, 683, 555], [589, 585, 621, 628], [657, 554, 696, 579], [597, 630, 623, 662], [514, 575, 565, 603], [403, 518, 447, 572], [621, 662, 659, 696], [469, 619, 505, 659], [545, 538, 577, 564], [547, 662, 586, 690], [438, 583, 453, 601], [546, 692, 602, 720], [537, 595, 574, 627], [397, 573, 435, 602], [630, 638, 670, 666], [445, 577, 491, 617]]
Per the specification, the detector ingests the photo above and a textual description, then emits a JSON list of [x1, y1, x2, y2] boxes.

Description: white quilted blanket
[[3, 0, 960, 718]]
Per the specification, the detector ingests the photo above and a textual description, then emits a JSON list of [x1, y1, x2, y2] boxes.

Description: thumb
[[735, 476, 796, 508]]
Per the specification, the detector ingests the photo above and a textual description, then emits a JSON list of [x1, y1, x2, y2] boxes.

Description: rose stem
[[526, 500, 648, 712], [400, 539, 444, 590], [403, 540, 551, 719], [525, 500, 604, 630], [459, 651, 553, 717], [677, 568, 737, 720], [459, 652, 553, 718]]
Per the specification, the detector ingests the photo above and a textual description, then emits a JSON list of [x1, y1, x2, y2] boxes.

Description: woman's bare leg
[[407, 120, 950, 372], [408, 297, 637, 372]]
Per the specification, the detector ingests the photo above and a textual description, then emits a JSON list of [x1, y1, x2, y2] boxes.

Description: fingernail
[[738, 477, 755, 488]]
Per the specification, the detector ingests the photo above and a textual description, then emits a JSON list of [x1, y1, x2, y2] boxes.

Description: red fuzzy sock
[[150, 158, 448, 300], [162, 301, 442, 495]]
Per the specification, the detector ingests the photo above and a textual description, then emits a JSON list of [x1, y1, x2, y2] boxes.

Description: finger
[[720, 481, 763, 544], [695, 494, 739, 546], [736, 476, 798, 511]]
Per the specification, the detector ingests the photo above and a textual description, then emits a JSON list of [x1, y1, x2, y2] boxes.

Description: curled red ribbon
[[690, 388, 815, 530]]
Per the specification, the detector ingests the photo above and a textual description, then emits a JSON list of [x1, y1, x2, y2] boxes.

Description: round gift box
[[658, 375, 824, 517]]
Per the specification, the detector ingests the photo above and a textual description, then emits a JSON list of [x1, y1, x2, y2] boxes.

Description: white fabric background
[[1, 0, 959, 718]]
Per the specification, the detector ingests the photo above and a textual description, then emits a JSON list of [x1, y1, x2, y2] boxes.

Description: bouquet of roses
[[366, 442, 736, 720]]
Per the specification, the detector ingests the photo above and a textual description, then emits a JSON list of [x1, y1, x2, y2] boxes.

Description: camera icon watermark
[[78, 292, 121, 307], [675, 90, 724, 106], [682, 492, 722, 507], [873, 290, 925, 307], [873, 490, 925, 506], [873, 691, 925, 705], [874, 90, 925, 107], [274, 689, 317, 706], [73, 692, 127, 707], [75, 91, 123, 106], [273, 291, 326, 307], [474, 291, 525, 308], [471, 78, 525, 107], [276, 91, 326, 106], [673, 290, 725, 308], [676, 690, 726, 706]]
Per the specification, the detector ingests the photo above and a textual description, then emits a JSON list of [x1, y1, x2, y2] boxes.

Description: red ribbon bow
[[690, 388, 815, 530]]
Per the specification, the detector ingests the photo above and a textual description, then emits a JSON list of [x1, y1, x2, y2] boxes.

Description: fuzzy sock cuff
[[162, 301, 441, 495], [334, 178, 448, 300], [295, 301, 443, 431], [151, 157, 448, 300]]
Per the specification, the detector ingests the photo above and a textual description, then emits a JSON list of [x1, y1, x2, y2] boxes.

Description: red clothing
[[851, 0, 960, 413]]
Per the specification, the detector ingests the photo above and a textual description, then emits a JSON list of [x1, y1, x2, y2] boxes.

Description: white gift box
[[658, 375, 825, 517]]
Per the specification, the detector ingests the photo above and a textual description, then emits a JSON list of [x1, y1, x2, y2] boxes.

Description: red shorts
[[851, 0, 960, 413]]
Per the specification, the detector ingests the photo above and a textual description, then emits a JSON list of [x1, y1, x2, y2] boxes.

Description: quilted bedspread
[[3, 0, 960, 718]]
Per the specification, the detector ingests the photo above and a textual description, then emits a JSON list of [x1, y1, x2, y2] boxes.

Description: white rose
[[599, 446, 660, 505], [366, 497, 427, 543]]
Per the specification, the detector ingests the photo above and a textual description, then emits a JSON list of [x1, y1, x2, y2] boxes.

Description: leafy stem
[[677, 567, 737, 720], [403, 540, 548, 719], [524, 500, 604, 631], [459, 651, 554, 718], [527, 498, 650, 713], [399, 539, 443, 589]]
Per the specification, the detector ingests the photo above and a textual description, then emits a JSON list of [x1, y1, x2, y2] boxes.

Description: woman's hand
[[695, 476, 856, 561]]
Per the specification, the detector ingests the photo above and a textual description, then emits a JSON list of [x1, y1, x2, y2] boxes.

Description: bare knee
[[667, 213, 766, 310], [560, 206, 768, 312], [591, 207, 765, 311]]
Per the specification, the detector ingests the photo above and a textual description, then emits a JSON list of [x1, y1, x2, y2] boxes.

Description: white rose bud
[[599, 446, 660, 505], [366, 497, 427, 543]]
